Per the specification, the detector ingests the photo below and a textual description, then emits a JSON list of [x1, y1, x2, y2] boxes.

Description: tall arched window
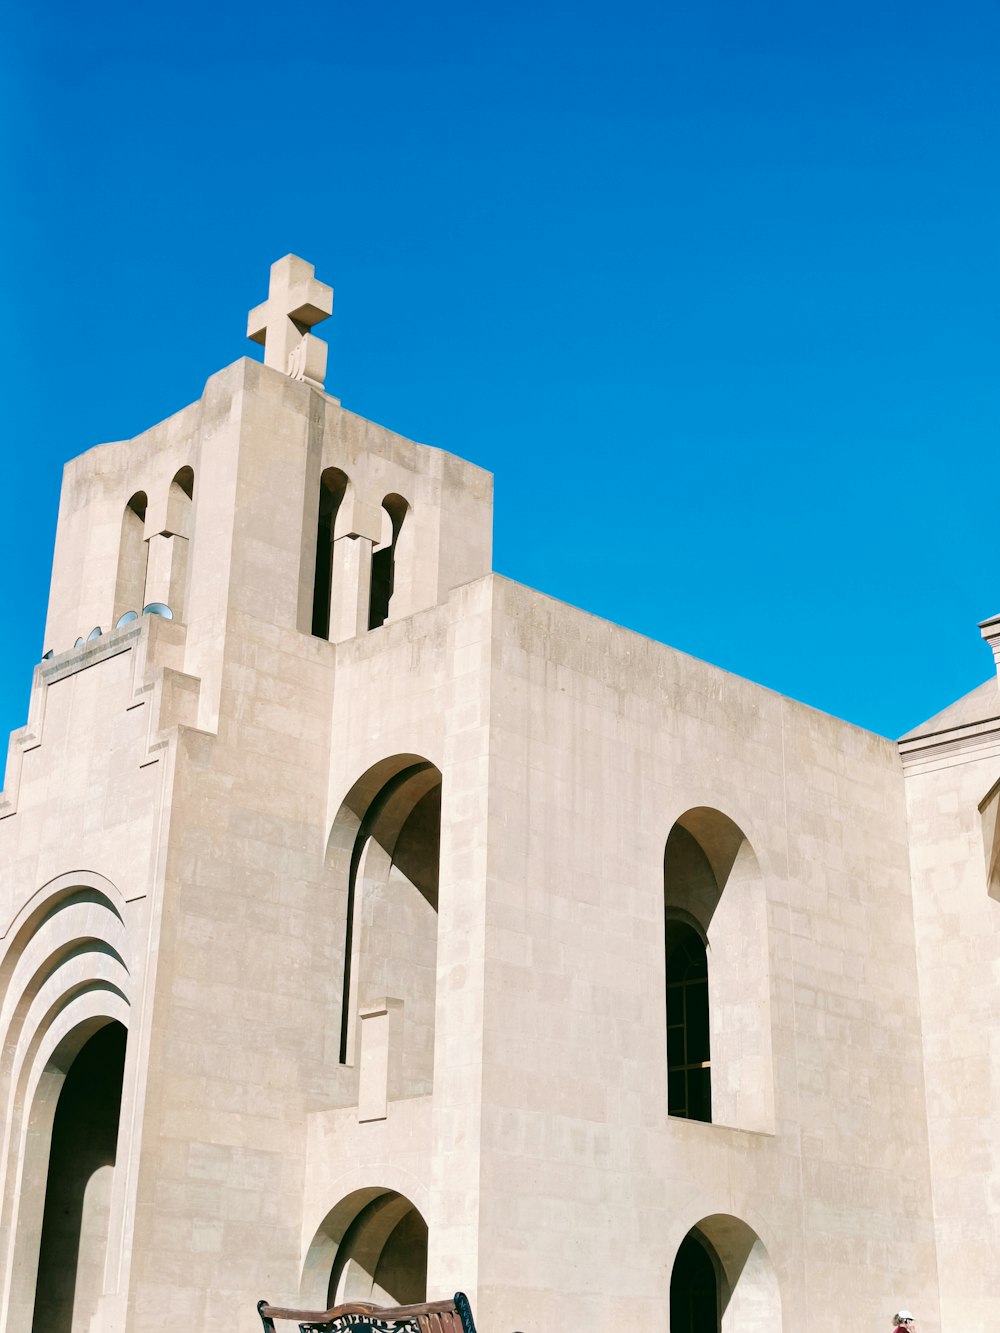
[[113, 492, 148, 625], [329, 756, 442, 1101], [142, 469, 195, 621], [312, 468, 349, 638], [368, 494, 409, 630], [663, 808, 774, 1131], [171, 465, 194, 505], [166, 466, 194, 617]]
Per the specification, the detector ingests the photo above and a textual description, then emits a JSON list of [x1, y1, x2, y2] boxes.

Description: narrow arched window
[[167, 467, 194, 616], [113, 492, 148, 625], [330, 757, 442, 1103], [665, 921, 711, 1122], [312, 468, 348, 638], [142, 469, 194, 621], [172, 466, 194, 503], [368, 494, 408, 630], [663, 808, 774, 1132]]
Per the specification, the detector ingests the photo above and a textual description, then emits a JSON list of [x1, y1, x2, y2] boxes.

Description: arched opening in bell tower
[[311, 468, 349, 638], [113, 492, 148, 625], [368, 494, 409, 630]]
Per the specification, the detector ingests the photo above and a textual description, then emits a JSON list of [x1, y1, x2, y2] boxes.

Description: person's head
[[893, 1313, 915, 1329]]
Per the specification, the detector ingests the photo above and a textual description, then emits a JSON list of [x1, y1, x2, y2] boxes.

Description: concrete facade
[[0, 260, 997, 1333]]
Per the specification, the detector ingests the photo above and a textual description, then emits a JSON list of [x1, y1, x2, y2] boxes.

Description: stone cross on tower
[[247, 255, 334, 391]]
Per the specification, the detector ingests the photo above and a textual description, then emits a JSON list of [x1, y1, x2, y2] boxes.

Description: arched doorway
[[670, 1231, 718, 1332], [302, 1188, 428, 1310], [0, 876, 132, 1333], [670, 1216, 781, 1333], [31, 1021, 127, 1333]]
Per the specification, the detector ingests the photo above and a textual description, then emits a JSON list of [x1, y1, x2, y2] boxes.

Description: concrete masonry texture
[[0, 271, 997, 1332]]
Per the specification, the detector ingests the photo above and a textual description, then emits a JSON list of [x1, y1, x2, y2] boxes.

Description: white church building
[[0, 257, 997, 1333]]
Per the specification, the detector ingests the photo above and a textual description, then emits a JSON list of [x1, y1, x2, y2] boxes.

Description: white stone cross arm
[[247, 254, 334, 391]]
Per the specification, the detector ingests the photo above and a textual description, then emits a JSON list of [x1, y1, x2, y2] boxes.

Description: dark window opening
[[666, 924, 711, 1122], [312, 470, 348, 638], [670, 1232, 719, 1333], [173, 465, 194, 500], [368, 545, 393, 630], [367, 495, 408, 631]]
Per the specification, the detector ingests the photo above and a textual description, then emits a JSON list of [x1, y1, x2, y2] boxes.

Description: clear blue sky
[[2, 0, 998, 743]]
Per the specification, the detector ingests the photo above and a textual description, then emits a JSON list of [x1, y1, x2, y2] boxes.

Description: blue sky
[[2, 0, 998, 744]]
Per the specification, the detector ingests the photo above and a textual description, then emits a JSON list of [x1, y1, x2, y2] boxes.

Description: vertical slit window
[[368, 494, 408, 630], [666, 924, 711, 1122], [312, 469, 348, 638], [113, 491, 148, 625]]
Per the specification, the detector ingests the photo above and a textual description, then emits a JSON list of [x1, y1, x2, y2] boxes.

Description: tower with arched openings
[[1, 255, 998, 1333]]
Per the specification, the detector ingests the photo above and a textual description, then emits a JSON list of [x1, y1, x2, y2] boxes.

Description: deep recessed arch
[[328, 756, 442, 1096], [312, 468, 350, 639], [140, 467, 195, 621], [166, 466, 195, 618], [30, 1021, 128, 1333], [0, 874, 132, 1333], [669, 1215, 781, 1333], [112, 492, 148, 626], [171, 465, 194, 501], [0, 878, 131, 1070], [3, 999, 131, 1333], [368, 494, 409, 630], [302, 1188, 428, 1311], [664, 808, 774, 1132]]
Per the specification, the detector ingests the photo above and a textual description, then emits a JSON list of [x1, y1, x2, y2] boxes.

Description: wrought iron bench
[[257, 1293, 477, 1333]]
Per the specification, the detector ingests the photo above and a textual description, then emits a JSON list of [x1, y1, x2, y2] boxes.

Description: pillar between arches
[[329, 537, 373, 642]]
